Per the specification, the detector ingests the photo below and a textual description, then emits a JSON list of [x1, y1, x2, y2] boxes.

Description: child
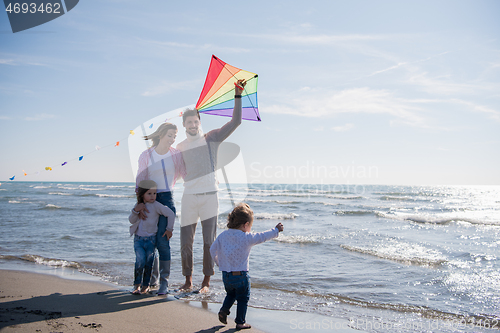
[[129, 180, 175, 295], [210, 203, 284, 330]]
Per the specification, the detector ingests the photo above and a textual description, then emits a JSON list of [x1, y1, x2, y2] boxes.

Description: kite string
[[11, 111, 186, 180], [9, 133, 130, 180]]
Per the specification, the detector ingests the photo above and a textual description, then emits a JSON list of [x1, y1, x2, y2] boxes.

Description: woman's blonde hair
[[144, 122, 177, 147], [227, 203, 254, 229]]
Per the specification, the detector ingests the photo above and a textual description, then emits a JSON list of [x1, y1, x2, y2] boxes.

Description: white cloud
[[245, 33, 388, 45], [0, 57, 48, 67], [332, 123, 354, 132], [142, 79, 199, 97], [136, 38, 249, 53], [408, 72, 479, 95], [0, 59, 15, 65], [451, 99, 500, 122], [490, 62, 500, 69], [368, 62, 407, 76], [24, 113, 55, 121], [265, 87, 427, 127]]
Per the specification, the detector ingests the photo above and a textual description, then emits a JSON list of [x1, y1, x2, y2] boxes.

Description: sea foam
[[340, 240, 447, 266]]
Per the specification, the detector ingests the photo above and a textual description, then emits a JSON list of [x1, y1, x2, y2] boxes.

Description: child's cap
[[138, 180, 157, 189]]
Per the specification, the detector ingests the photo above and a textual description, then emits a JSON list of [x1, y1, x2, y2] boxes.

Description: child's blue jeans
[[156, 191, 175, 261], [220, 271, 251, 324], [134, 234, 156, 286]]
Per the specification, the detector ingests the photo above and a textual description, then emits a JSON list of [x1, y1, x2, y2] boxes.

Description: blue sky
[[1, 0, 499, 185]]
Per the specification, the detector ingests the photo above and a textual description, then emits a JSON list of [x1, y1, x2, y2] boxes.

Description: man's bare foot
[[199, 275, 210, 293], [179, 276, 193, 291], [140, 286, 150, 294], [198, 285, 209, 293]]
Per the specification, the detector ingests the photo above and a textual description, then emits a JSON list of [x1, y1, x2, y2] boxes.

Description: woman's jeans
[[156, 191, 176, 261], [220, 271, 251, 324], [133, 234, 156, 286]]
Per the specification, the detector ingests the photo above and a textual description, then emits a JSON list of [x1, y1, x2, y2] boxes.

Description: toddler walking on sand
[[129, 180, 175, 294], [210, 203, 284, 330]]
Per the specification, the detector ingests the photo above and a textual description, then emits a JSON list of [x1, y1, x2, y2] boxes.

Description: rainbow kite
[[196, 55, 260, 121]]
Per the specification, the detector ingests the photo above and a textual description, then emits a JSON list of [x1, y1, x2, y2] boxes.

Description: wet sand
[[0, 270, 264, 333]]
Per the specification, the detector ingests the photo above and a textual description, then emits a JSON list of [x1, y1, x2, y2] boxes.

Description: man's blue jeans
[[220, 271, 250, 324], [134, 234, 156, 286]]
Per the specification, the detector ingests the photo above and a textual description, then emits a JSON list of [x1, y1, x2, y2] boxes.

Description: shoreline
[[0, 268, 265, 333], [0, 261, 360, 332]]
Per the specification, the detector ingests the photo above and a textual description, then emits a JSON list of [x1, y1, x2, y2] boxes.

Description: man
[[176, 79, 245, 292]]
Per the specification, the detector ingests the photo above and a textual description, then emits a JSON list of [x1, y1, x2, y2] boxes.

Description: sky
[[1, 0, 499, 185]]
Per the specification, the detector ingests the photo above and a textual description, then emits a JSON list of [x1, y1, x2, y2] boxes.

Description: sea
[[1, 181, 499, 332]]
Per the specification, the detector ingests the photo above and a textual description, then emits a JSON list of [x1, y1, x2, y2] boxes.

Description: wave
[[276, 200, 302, 205], [57, 186, 79, 190], [379, 195, 420, 201], [254, 213, 298, 220], [340, 242, 447, 267], [97, 209, 126, 216], [373, 191, 410, 196], [462, 219, 500, 226], [0, 254, 122, 284], [335, 210, 373, 216], [249, 192, 322, 198], [48, 192, 133, 199], [274, 234, 325, 244], [315, 201, 342, 207], [41, 204, 63, 210], [248, 187, 357, 195], [250, 283, 497, 325], [244, 197, 302, 206], [60, 235, 81, 241], [8, 200, 23, 204], [0, 254, 22, 260], [19, 254, 82, 268], [374, 191, 433, 197], [376, 211, 500, 226], [327, 195, 364, 200], [95, 194, 132, 198], [376, 211, 453, 224]]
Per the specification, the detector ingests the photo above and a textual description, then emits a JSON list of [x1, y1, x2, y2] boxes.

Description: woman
[[135, 122, 186, 295]]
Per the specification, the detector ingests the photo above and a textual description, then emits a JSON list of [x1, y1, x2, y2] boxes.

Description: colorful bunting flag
[[9, 128, 161, 180]]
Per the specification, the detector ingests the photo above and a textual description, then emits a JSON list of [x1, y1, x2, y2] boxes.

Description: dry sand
[[0, 270, 264, 333]]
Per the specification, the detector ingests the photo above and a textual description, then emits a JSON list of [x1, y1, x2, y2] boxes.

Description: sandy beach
[[0, 270, 265, 333], [0, 267, 362, 333]]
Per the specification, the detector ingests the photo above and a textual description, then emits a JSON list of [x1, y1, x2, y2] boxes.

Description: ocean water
[[1, 181, 500, 332]]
